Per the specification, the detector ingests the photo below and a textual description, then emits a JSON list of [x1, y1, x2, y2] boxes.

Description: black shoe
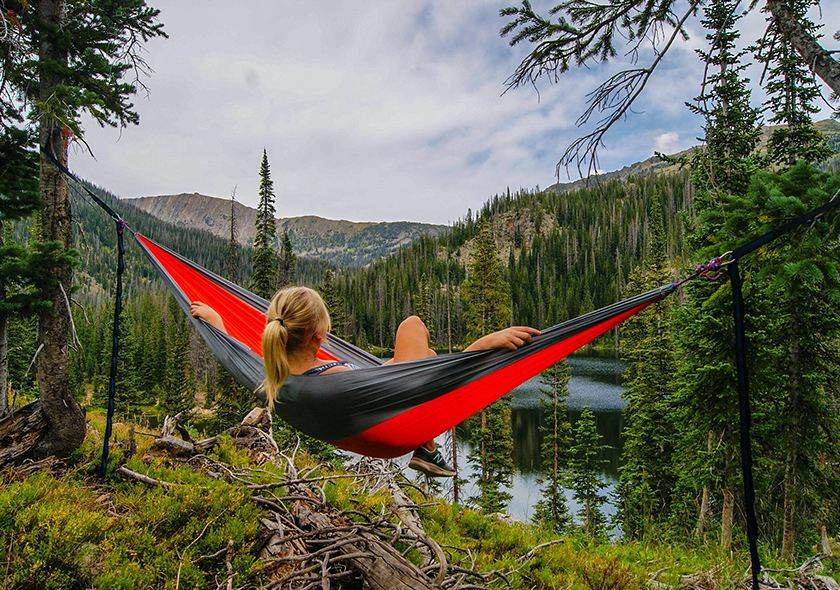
[[408, 446, 456, 478]]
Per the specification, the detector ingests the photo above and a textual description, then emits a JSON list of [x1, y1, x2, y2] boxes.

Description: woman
[[190, 286, 539, 478]]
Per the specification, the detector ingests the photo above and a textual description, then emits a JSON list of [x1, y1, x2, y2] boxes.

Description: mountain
[[547, 118, 840, 193], [68, 181, 330, 302], [128, 193, 447, 267]]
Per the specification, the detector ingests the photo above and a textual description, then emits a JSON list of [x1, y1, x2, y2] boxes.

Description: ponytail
[[261, 286, 331, 410]]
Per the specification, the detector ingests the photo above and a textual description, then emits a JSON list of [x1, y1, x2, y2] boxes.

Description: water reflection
[[435, 355, 626, 526]]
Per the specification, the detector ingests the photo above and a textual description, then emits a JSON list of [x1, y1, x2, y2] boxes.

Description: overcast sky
[[70, 1, 839, 224]]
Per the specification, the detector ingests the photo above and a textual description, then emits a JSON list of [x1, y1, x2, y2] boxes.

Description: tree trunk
[[0, 220, 8, 418], [818, 521, 832, 557], [450, 427, 460, 503], [31, 0, 85, 459], [781, 453, 796, 560], [696, 485, 710, 536], [696, 431, 714, 536], [764, 0, 840, 95], [480, 409, 487, 482], [551, 376, 559, 524], [782, 322, 801, 561], [721, 486, 734, 550]]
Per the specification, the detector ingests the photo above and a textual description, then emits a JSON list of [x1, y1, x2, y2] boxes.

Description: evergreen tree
[[532, 361, 573, 533], [414, 272, 435, 345], [671, 0, 762, 549], [755, 0, 833, 167], [251, 149, 279, 299], [462, 223, 511, 340], [0, 0, 166, 461], [212, 368, 254, 431], [225, 187, 240, 283], [463, 223, 514, 513], [747, 165, 840, 559], [617, 198, 677, 537], [160, 304, 192, 415], [469, 400, 514, 513], [320, 269, 349, 340], [0, 127, 40, 416], [569, 407, 608, 537], [278, 228, 296, 288], [115, 312, 144, 421]]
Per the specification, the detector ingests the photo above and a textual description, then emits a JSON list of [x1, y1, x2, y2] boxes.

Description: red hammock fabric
[[137, 234, 339, 362]]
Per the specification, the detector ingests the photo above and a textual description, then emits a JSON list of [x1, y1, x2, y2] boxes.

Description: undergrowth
[[1, 411, 836, 589]]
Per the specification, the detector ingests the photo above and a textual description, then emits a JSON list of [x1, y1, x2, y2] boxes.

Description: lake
[[429, 355, 626, 526]]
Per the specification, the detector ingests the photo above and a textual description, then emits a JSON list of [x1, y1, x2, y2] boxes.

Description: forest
[[1, 0, 839, 588]]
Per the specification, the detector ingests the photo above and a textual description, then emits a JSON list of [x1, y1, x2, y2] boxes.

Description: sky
[[71, 0, 839, 224]]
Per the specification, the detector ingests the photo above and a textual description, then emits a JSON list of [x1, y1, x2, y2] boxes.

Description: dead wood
[[144, 408, 490, 589]]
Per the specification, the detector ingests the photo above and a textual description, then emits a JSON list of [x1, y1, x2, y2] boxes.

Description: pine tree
[[212, 367, 254, 431], [755, 0, 833, 167], [747, 165, 840, 559], [160, 305, 192, 416], [225, 187, 240, 283], [462, 223, 511, 340], [617, 198, 677, 537], [414, 272, 434, 345], [671, 0, 762, 549], [569, 407, 608, 537], [0, 127, 40, 416], [0, 0, 166, 462], [277, 229, 296, 288], [469, 400, 514, 513], [532, 361, 573, 533], [251, 150, 279, 299], [463, 222, 514, 513], [320, 269, 349, 340]]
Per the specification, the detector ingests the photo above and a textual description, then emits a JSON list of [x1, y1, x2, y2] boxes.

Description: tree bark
[[30, 0, 85, 459], [695, 431, 714, 536], [765, 0, 840, 96], [818, 521, 832, 557], [782, 327, 801, 562], [721, 486, 734, 550], [0, 220, 8, 418]]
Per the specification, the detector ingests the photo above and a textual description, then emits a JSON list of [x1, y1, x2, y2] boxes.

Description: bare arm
[[465, 326, 541, 352], [190, 301, 227, 334]]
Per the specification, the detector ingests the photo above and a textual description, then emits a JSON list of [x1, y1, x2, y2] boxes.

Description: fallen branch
[[116, 465, 176, 488]]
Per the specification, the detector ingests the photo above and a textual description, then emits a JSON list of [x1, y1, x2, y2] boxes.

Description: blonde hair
[[261, 286, 331, 409]]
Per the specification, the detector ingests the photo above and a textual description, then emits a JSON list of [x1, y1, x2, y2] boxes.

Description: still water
[[432, 356, 626, 525]]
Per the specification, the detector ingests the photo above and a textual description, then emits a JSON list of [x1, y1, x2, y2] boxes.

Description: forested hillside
[[338, 172, 693, 350], [70, 181, 329, 301]]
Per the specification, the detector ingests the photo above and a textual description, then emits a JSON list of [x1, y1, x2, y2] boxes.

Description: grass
[[1, 410, 836, 589]]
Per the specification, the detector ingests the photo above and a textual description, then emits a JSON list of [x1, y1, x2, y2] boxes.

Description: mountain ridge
[[547, 118, 840, 193], [128, 193, 447, 267]]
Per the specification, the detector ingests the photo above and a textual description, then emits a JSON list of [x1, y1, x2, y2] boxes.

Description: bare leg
[[391, 316, 437, 450]]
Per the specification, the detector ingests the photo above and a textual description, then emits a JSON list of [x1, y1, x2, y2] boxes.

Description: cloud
[[68, 0, 840, 224], [653, 132, 682, 154]]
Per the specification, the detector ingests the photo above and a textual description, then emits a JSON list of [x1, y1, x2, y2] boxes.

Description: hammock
[[135, 233, 673, 458]]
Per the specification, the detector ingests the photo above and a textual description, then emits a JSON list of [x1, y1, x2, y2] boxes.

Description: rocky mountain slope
[[547, 118, 840, 193], [129, 193, 447, 267]]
